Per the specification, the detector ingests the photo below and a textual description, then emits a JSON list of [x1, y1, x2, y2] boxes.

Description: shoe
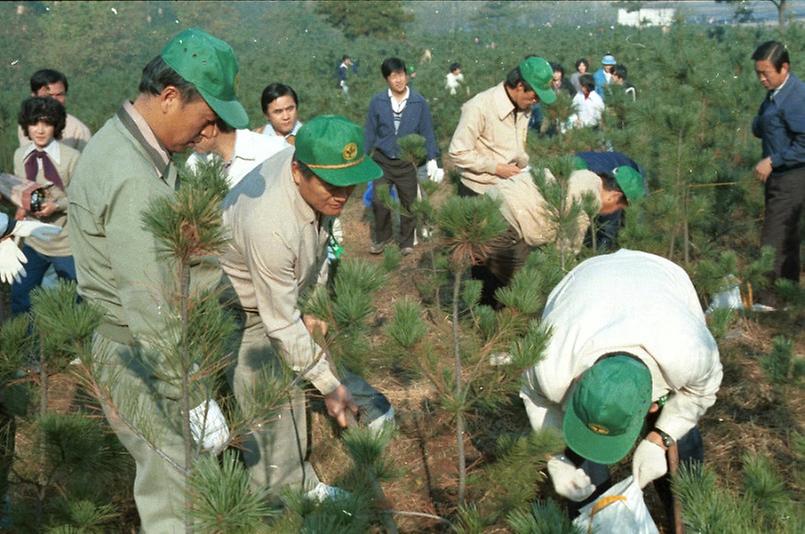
[[305, 482, 350, 503], [400, 247, 414, 256], [367, 407, 396, 434], [369, 242, 387, 255]]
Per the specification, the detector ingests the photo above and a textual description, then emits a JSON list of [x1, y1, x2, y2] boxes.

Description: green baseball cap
[[519, 57, 556, 105], [614, 166, 647, 203], [295, 115, 383, 186], [161, 28, 248, 129], [563, 355, 652, 465]]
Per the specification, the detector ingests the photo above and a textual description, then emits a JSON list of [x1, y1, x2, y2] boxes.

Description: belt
[[96, 322, 136, 346]]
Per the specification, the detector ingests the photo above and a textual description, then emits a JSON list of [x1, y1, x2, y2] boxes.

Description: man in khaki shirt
[[449, 57, 556, 196], [68, 29, 248, 532], [220, 115, 383, 497], [17, 69, 92, 152], [477, 166, 646, 307]]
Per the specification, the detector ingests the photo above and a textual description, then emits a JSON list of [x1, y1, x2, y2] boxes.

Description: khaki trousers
[[94, 333, 188, 534], [229, 312, 319, 496]]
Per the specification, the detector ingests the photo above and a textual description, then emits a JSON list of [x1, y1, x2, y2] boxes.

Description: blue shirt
[[752, 73, 805, 171], [364, 88, 439, 161], [593, 68, 609, 98], [576, 151, 639, 174]]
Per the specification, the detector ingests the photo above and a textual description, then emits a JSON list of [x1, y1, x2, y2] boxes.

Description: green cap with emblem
[[295, 115, 383, 186], [519, 56, 556, 105], [614, 166, 646, 204], [563, 354, 652, 464], [161, 28, 249, 129]]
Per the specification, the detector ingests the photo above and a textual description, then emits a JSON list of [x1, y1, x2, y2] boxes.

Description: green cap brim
[[310, 155, 383, 187], [562, 390, 644, 465], [535, 86, 556, 105], [197, 86, 249, 130]]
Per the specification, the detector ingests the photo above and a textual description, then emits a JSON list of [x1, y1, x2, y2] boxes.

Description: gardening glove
[[632, 439, 668, 489], [12, 220, 61, 241], [0, 239, 27, 284], [547, 454, 596, 502], [189, 399, 230, 455], [426, 159, 441, 182]]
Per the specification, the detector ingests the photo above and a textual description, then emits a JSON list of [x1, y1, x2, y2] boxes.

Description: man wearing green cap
[[219, 115, 386, 498], [475, 165, 644, 307], [449, 57, 556, 197], [68, 28, 249, 532], [575, 150, 645, 251], [520, 249, 722, 529]]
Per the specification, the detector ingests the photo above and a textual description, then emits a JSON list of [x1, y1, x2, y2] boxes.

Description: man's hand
[[324, 384, 359, 428], [188, 399, 230, 455], [33, 201, 58, 218], [0, 239, 27, 284], [426, 159, 440, 182], [547, 455, 596, 502], [15, 207, 26, 221], [12, 220, 62, 241], [632, 437, 668, 488], [754, 157, 773, 183], [303, 314, 328, 338], [495, 163, 521, 179]]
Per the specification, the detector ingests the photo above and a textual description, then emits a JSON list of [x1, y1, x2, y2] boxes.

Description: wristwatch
[[654, 428, 675, 448]]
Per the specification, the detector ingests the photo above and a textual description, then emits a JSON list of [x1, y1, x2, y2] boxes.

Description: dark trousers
[[472, 224, 532, 308], [762, 166, 805, 283], [11, 245, 76, 315], [567, 418, 704, 532], [457, 180, 479, 198], [371, 151, 419, 248]]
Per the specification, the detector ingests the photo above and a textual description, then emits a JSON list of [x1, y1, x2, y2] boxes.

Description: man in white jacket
[[520, 249, 722, 529]]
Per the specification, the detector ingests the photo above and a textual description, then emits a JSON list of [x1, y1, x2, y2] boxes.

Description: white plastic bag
[[572, 476, 659, 534]]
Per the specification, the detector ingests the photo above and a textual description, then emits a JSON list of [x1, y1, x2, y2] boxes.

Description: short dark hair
[[613, 64, 628, 80], [597, 171, 627, 203], [550, 62, 565, 77], [752, 40, 790, 72], [449, 62, 461, 73], [30, 69, 68, 94], [505, 66, 533, 92], [342, 54, 351, 62], [579, 74, 596, 91], [575, 58, 589, 71], [138, 56, 202, 102], [18, 96, 67, 140], [260, 83, 299, 114], [381, 57, 406, 78]]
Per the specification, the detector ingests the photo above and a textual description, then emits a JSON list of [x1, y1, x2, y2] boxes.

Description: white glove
[[426, 159, 439, 179], [547, 455, 596, 502], [12, 220, 62, 241], [0, 239, 27, 284], [632, 439, 668, 488], [189, 399, 230, 455]]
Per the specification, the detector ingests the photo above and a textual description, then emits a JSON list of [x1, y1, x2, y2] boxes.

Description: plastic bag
[[572, 476, 659, 534]]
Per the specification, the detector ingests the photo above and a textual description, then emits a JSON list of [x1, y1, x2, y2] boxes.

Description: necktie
[[24, 151, 65, 191]]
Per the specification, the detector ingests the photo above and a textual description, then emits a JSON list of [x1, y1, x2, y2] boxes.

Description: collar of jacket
[[493, 82, 518, 121], [116, 104, 172, 180]]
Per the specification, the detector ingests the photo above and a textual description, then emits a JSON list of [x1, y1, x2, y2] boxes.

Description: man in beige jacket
[[220, 115, 385, 498], [448, 57, 555, 197], [477, 166, 645, 307]]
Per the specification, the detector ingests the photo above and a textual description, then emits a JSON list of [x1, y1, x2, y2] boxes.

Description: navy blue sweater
[[752, 73, 805, 172], [364, 89, 439, 161]]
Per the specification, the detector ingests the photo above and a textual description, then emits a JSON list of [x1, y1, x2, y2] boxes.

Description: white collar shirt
[[23, 138, 61, 165], [186, 129, 288, 188]]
